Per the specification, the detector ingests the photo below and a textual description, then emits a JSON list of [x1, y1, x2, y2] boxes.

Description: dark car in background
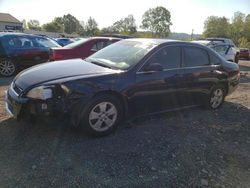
[[239, 48, 250, 60], [0, 33, 61, 77], [55, 38, 75, 47], [5, 39, 240, 136], [49, 37, 121, 61]]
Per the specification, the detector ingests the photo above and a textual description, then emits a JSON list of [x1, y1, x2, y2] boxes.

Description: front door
[[128, 45, 185, 115]]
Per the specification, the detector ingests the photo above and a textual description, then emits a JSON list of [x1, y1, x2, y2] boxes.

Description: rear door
[[130, 45, 186, 115], [182, 46, 220, 104]]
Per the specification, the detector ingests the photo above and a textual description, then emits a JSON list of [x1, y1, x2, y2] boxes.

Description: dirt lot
[[0, 61, 250, 187]]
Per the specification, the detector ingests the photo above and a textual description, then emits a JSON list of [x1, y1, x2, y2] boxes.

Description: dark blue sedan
[[5, 39, 240, 136]]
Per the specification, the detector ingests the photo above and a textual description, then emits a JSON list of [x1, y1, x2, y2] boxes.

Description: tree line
[[22, 6, 172, 38], [203, 11, 250, 48], [22, 8, 250, 48]]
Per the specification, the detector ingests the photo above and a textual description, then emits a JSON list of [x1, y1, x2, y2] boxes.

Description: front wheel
[[0, 59, 16, 77], [79, 95, 123, 137], [206, 85, 226, 109]]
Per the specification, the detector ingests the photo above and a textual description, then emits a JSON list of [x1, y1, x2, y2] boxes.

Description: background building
[[0, 13, 22, 31]]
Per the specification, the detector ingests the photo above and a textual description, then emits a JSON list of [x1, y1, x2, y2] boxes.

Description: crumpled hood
[[14, 58, 119, 90]]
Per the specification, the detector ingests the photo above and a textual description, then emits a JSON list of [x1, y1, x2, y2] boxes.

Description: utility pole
[[191, 29, 194, 40]]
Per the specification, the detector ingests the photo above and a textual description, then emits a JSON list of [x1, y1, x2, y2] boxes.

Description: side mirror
[[144, 63, 163, 72]]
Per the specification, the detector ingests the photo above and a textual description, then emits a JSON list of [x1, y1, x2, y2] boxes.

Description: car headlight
[[26, 86, 53, 100]]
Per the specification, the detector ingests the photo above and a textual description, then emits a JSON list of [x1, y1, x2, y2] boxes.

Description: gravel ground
[[0, 61, 250, 187]]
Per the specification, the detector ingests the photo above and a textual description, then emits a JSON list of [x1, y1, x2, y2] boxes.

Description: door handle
[[211, 70, 222, 74]]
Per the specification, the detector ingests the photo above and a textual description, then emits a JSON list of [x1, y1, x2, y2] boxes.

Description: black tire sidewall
[[80, 95, 123, 137]]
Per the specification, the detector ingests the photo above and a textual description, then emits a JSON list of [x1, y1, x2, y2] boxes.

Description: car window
[[0, 42, 5, 56], [34, 37, 60, 48], [211, 45, 229, 55], [184, 47, 210, 67], [209, 52, 221, 65], [146, 46, 181, 70], [4, 37, 23, 48], [91, 41, 105, 51], [18, 37, 34, 48], [106, 40, 116, 46]]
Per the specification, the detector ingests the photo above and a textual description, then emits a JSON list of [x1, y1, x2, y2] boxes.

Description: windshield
[[86, 40, 157, 70], [63, 38, 88, 49]]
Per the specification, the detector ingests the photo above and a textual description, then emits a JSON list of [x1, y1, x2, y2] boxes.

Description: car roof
[[124, 38, 177, 44], [192, 40, 232, 47], [191, 40, 211, 45], [0, 32, 47, 38], [88, 36, 122, 40], [123, 38, 209, 48], [100, 34, 133, 39]]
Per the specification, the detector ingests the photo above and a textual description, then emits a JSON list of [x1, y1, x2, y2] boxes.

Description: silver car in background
[[192, 39, 239, 63]]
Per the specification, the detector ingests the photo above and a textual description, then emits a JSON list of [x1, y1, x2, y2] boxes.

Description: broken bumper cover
[[5, 89, 28, 118]]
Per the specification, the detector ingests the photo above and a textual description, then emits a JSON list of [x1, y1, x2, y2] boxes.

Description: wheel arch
[[211, 81, 228, 95]]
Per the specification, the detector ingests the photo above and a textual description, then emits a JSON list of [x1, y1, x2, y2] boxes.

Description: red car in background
[[239, 48, 250, 60], [49, 37, 121, 61]]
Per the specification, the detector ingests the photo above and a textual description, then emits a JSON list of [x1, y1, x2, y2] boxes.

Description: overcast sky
[[0, 0, 249, 34]]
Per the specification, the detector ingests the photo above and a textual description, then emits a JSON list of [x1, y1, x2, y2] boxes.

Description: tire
[[235, 54, 239, 64], [205, 85, 226, 110], [79, 95, 123, 137], [0, 59, 17, 77]]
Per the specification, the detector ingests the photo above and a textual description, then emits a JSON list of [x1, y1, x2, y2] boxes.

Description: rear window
[[63, 38, 89, 49], [184, 47, 210, 67]]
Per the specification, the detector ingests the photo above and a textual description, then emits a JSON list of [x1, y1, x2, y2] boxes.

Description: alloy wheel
[[210, 88, 224, 109], [0, 59, 15, 76], [89, 102, 118, 132]]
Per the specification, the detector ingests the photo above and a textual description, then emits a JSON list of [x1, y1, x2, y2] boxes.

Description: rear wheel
[[206, 85, 226, 109], [235, 54, 239, 64], [79, 95, 123, 136], [0, 59, 16, 77]]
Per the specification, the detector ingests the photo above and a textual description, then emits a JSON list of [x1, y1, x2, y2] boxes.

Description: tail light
[[49, 49, 63, 61], [49, 49, 54, 61]]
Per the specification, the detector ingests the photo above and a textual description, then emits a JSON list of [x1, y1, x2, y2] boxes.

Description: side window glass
[[91, 41, 105, 52], [18, 37, 34, 48], [146, 46, 181, 70], [8, 37, 22, 48], [212, 45, 229, 55], [209, 52, 221, 65], [184, 47, 210, 67], [106, 40, 115, 46]]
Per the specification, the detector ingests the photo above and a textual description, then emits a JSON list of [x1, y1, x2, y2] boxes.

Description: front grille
[[12, 83, 23, 95]]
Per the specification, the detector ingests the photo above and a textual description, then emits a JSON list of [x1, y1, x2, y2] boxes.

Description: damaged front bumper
[[5, 84, 69, 118]]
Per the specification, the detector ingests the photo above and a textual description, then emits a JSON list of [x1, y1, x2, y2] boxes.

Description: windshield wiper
[[86, 58, 114, 69]]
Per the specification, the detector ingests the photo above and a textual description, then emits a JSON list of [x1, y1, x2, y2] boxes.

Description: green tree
[[101, 26, 117, 34], [62, 14, 82, 34], [111, 15, 137, 34], [141, 6, 172, 37], [85, 17, 99, 36], [238, 37, 250, 48], [244, 14, 250, 42], [229, 11, 245, 46], [42, 21, 64, 33], [203, 16, 230, 38], [27, 20, 41, 31]]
